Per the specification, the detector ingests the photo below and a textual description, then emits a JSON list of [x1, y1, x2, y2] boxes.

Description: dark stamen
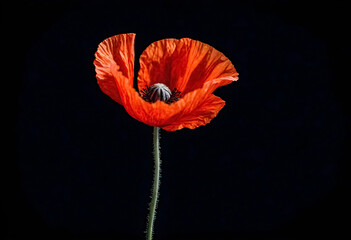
[[140, 83, 181, 104], [167, 88, 181, 104]]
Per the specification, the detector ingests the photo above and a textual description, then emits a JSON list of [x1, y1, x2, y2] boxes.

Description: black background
[[2, 0, 350, 239]]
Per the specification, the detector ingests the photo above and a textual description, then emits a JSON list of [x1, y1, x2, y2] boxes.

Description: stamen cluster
[[141, 83, 181, 104]]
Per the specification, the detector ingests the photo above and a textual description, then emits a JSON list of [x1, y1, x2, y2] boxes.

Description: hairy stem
[[146, 127, 161, 240]]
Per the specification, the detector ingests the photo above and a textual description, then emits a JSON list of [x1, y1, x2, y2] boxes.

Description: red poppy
[[94, 33, 238, 131]]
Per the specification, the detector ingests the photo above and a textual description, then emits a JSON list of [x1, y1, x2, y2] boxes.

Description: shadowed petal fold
[[137, 39, 179, 92]]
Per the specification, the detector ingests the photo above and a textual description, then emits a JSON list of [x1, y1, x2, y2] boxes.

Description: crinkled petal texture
[[94, 33, 239, 131], [94, 33, 135, 104], [138, 38, 238, 95]]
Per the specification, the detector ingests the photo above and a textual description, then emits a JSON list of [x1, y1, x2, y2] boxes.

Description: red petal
[[161, 94, 225, 131], [137, 38, 179, 92], [138, 38, 238, 95], [94, 33, 135, 104], [159, 77, 233, 131]]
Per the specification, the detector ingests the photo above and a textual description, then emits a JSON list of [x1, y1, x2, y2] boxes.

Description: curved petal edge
[[94, 33, 136, 104]]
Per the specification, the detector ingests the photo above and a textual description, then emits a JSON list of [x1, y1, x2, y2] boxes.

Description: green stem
[[146, 127, 161, 240]]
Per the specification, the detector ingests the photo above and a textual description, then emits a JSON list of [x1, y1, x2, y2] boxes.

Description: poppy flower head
[[94, 33, 238, 131]]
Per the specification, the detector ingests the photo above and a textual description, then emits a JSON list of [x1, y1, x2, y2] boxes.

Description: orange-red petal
[[137, 38, 238, 95], [137, 39, 179, 92], [94, 33, 135, 104], [161, 94, 225, 131], [158, 76, 233, 131]]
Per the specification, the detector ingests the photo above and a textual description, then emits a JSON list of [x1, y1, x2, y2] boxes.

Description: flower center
[[140, 83, 181, 104]]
